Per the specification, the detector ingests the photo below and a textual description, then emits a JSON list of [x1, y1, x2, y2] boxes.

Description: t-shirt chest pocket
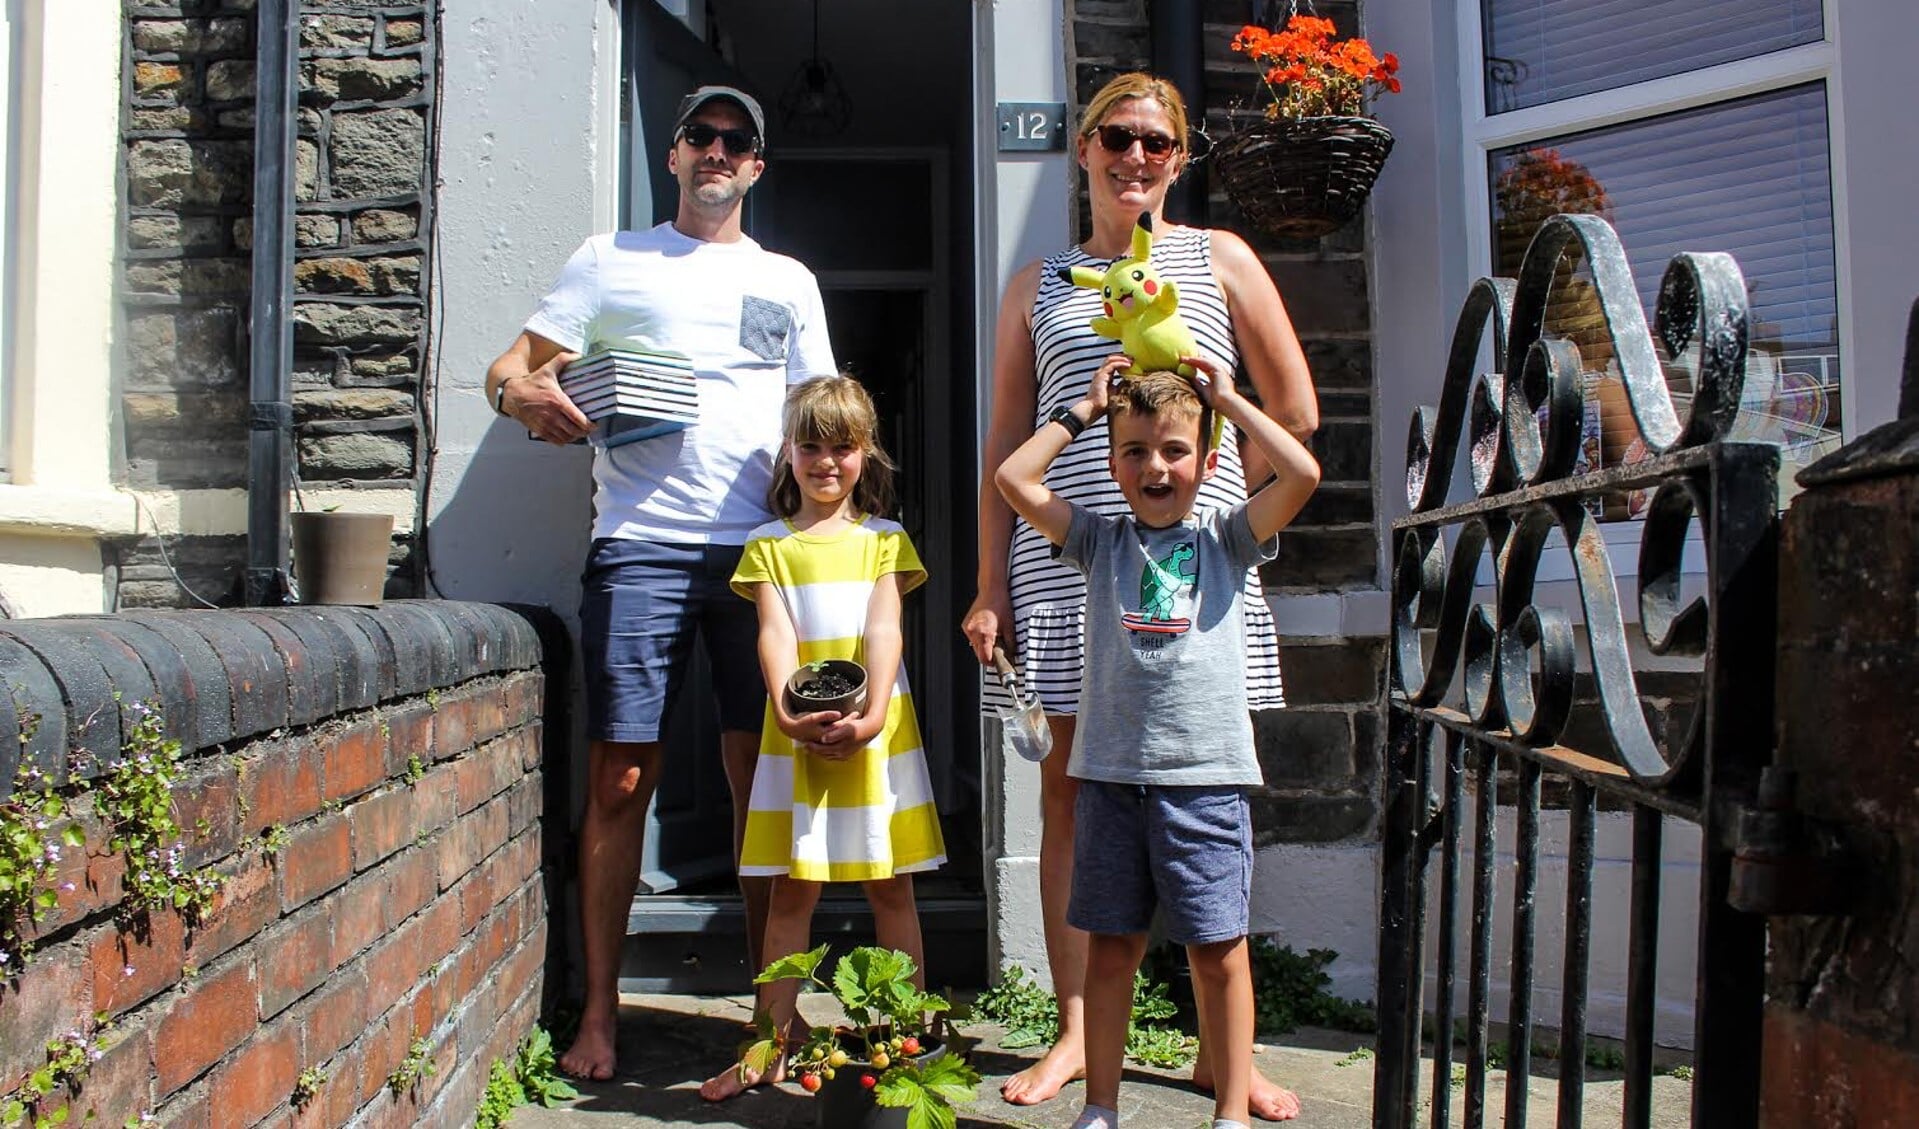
[[739, 295, 793, 362]]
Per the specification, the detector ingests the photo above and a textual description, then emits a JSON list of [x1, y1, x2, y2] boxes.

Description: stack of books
[[558, 347, 700, 446]]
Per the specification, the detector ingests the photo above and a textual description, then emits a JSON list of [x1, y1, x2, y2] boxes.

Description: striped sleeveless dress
[[993, 225, 1286, 715]]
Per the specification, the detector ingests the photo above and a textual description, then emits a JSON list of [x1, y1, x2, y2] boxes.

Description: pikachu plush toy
[[1060, 212, 1224, 448]]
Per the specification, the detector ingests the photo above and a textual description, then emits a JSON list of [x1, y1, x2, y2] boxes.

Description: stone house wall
[[1064, 0, 1388, 846], [0, 601, 555, 1127], [117, 0, 435, 606]]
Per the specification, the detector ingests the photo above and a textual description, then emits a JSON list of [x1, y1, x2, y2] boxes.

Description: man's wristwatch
[[492, 375, 517, 417], [1044, 402, 1087, 440]]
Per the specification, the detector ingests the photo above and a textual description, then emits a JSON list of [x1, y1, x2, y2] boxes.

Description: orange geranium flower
[[1232, 15, 1401, 119]]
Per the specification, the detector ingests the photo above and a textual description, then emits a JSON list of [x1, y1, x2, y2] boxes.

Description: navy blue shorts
[[1067, 781, 1253, 945], [578, 538, 765, 744]]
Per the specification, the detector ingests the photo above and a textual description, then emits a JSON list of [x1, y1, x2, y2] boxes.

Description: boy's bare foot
[[1001, 1039, 1085, 1105], [1190, 1063, 1301, 1122], [558, 1009, 618, 1082], [698, 1056, 787, 1102]]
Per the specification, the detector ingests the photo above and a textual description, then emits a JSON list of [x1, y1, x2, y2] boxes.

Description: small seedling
[[293, 1066, 328, 1108]]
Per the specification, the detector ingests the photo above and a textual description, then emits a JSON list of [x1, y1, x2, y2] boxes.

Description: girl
[[700, 375, 946, 1101]]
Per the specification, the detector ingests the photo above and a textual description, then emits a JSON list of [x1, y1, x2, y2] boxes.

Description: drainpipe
[[1151, 0, 1205, 225], [243, 0, 299, 606]]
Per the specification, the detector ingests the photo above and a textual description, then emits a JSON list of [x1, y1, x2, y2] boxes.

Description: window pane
[[1490, 84, 1841, 513], [1483, 0, 1822, 114]]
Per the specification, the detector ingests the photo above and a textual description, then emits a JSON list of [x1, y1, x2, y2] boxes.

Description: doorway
[[614, 0, 982, 985]]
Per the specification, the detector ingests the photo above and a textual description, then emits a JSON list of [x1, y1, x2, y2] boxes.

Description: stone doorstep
[[502, 993, 1695, 1129]]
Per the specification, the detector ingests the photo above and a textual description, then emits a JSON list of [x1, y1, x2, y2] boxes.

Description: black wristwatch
[[1045, 402, 1087, 440], [492, 375, 516, 417]]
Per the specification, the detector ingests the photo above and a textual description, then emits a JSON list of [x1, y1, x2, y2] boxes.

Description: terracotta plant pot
[[813, 1041, 947, 1129], [783, 659, 868, 717], [290, 511, 393, 606]]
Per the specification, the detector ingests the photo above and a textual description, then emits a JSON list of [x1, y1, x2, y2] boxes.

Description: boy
[[994, 353, 1320, 1129]]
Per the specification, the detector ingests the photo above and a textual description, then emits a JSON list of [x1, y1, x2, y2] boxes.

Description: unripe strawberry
[[827, 1049, 849, 1068], [900, 1036, 921, 1056], [860, 1073, 877, 1090], [871, 1052, 891, 1069], [800, 1073, 822, 1093], [824, 1067, 837, 1080]]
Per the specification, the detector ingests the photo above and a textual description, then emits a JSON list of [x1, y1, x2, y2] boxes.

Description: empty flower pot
[[291, 511, 393, 606]]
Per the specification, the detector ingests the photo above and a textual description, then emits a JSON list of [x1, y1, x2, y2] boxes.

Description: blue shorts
[[1067, 781, 1253, 945], [578, 538, 765, 744]]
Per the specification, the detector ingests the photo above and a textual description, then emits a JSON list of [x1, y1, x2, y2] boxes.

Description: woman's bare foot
[[558, 1008, 618, 1082], [698, 1050, 789, 1103], [1190, 1062, 1301, 1122], [1001, 1038, 1086, 1106]]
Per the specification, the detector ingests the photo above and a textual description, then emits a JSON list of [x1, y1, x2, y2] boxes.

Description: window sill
[[0, 484, 137, 539]]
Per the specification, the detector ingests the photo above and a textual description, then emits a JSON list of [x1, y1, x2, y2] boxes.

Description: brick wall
[[0, 602, 554, 1128], [1760, 413, 1919, 1125], [118, 0, 436, 606], [1064, 0, 1387, 843]]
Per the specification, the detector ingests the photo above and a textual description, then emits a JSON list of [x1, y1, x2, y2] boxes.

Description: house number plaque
[[996, 102, 1067, 151]]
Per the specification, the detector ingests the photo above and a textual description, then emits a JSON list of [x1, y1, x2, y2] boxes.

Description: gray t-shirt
[[1058, 501, 1278, 786]]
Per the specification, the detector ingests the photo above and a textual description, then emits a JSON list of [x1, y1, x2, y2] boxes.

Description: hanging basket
[[1214, 115, 1395, 240]]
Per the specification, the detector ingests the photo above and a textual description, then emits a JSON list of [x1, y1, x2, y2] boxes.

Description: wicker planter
[[1214, 115, 1395, 240]]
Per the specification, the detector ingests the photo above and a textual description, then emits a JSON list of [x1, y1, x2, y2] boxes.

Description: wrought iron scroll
[[1373, 215, 1776, 1129]]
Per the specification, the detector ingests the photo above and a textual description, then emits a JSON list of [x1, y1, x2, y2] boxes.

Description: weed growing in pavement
[[387, 1035, 436, 1095], [969, 964, 1197, 1068], [1248, 940, 1376, 1034], [474, 1026, 581, 1127], [293, 1066, 328, 1109]]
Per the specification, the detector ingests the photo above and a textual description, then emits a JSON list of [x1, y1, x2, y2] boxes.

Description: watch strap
[[1046, 403, 1086, 439]]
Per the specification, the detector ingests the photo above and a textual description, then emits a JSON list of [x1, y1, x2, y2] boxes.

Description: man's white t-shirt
[[525, 223, 837, 545]]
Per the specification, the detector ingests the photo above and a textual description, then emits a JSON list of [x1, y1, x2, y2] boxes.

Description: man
[[485, 85, 837, 1081]]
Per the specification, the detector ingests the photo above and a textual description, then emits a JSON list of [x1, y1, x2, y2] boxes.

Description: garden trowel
[[992, 645, 1052, 763]]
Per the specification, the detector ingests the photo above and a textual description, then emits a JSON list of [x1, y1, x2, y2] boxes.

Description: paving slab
[[507, 993, 1692, 1128]]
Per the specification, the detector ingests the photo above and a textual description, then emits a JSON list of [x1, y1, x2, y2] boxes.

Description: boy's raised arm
[[993, 353, 1123, 546], [1185, 355, 1320, 543]]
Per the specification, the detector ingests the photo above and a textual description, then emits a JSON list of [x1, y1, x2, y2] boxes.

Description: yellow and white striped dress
[[732, 515, 947, 881]]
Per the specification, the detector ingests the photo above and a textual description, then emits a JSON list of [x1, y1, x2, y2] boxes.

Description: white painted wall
[[975, 0, 1072, 984], [423, 0, 616, 614]]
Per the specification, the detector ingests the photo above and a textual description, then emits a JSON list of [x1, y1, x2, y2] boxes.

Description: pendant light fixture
[[777, 0, 851, 137]]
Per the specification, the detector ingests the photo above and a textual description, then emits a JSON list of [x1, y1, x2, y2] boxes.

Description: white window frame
[[1455, 0, 1850, 437], [1449, 0, 1843, 585]]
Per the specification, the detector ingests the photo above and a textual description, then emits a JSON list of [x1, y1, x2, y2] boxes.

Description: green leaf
[[738, 1037, 781, 1080], [999, 1028, 1044, 1049], [754, 941, 829, 985], [916, 1052, 981, 1104], [61, 826, 85, 848]]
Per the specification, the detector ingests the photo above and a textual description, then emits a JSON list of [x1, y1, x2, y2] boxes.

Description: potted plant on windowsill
[[290, 504, 393, 606], [1215, 13, 1402, 239], [738, 944, 981, 1129]]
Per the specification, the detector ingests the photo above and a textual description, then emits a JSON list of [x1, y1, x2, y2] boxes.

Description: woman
[[963, 73, 1317, 1120]]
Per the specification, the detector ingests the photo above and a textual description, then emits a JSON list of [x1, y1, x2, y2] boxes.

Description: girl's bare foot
[[698, 1055, 787, 1102], [558, 1008, 618, 1082], [1190, 1062, 1301, 1122], [1000, 1038, 1086, 1105]]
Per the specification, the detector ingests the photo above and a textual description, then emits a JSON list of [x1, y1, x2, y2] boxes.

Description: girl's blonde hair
[[768, 375, 898, 519]]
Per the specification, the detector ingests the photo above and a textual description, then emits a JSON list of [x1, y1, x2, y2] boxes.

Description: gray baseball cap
[[674, 85, 766, 143]]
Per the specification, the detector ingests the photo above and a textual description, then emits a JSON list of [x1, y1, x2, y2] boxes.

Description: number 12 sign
[[996, 102, 1067, 151]]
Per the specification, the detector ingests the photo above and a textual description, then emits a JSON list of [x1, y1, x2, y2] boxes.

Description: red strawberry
[[900, 1037, 921, 1056], [800, 1073, 822, 1093], [860, 1073, 877, 1090]]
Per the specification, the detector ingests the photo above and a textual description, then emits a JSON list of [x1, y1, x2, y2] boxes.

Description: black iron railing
[[1372, 215, 1776, 1129]]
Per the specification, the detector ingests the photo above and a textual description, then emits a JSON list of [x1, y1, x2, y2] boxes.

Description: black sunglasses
[[678, 122, 760, 156], [1094, 124, 1178, 160]]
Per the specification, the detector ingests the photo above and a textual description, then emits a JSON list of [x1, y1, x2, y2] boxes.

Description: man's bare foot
[[1001, 1039, 1085, 1106], [1190, 1062, 1301, 1122], [558, 1009, 618, 1082], [698, 1056, 786, 1102]]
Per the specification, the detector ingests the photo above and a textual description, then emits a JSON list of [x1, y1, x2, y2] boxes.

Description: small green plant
[[746, 945, 981, 1129], [1666, 1064, 1694, 1081], [0, 754, 84, 976], [1248, 940, 1376, 1034], [2, 1017, 109, 1128], [292, 1066, 328, 1109], [1585, 1042, 1627, 1071], [1123, 972, 1195, 1068], [261, 824, 291, 857], [1450, 1061, 1467, 1090], [425, 690, 442, 711], [94, 702, 225, 922], [387, 1035, 436, 1095], [1336, 1046, 1375, 1068], [970, 964, 1058, 1049], [475, 1027, 581, 1127], [404, 754, 425, 785]]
